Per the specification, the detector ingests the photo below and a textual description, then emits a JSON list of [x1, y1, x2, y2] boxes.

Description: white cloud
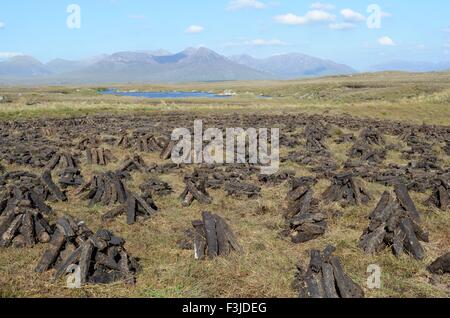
[[185, 25, 204, 33], [445, 42, 450, 49], [329, 22, 356, 30], [274, 10, 335, 25], [443, 28, 450, 33], [0, 52, 23, 59], [310, 2, 335, 11], [378, 36, 396, 46], [340, 9, 365, 22], [274, 13, 304, 25], [227, 0, 266, 10], [0, 22, 5, 29], [381, 11, 392, 18]]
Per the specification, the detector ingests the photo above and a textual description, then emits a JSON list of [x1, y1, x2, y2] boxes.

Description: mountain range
[[0, 47, 356, 84]]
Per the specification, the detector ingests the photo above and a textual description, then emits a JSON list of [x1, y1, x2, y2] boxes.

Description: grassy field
[[1, 71, 450, 125], [0, 72, 449, 298]]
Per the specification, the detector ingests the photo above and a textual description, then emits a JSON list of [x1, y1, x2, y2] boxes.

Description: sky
[[0, 0, 449, 70]]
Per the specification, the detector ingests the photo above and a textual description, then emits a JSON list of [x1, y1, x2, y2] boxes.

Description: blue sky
[[1, 0, 449, 70]]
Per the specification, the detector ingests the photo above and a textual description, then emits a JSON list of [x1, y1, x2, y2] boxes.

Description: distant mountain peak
[[185, 47, 223, 62], [182, 47, 199, 55], [0, 54, 50, 77], [181, 46, 217, 55]]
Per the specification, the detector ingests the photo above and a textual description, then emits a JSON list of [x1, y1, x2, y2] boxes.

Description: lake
[[100, 89, 232, 99]]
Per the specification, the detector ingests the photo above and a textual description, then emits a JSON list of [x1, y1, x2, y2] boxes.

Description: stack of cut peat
[[347, 141, 386, 166], [41, 170, 68, 202], [139, 177, 173, 197], [187, 165, 250, 190], [76, 171, 158, 224], [426, 178, 449, 210], [428, 253, 450, 275], [258, 170, 295, 186], [1, 170, 66, 205], [147, 162, 181, 175], [85, 147, 117, 166], [77, 171, 128, 207], [0, 191, 53, 248], [293, 246, 364, 298], [58, 168, 84, 189], [41, 127, 57, 137], [78, 136, 100, 151], [36, 215, 140, 285], [305, 123, 329, 155], [46, 151, 79, 171], [224, 180, 261, 199], [282, 177, 327, 244], [1, 146, 57, 168], [334, 133, 355, 144], [444, 141, 450, 156], [359, 128, 385, 146], [160, 139, 175, 160], [45, 151, 83, 189], [118, 154, 149, 174], [180, 175, 212, 207], [116, 134, 131, 149], [322, 172, 371, 206], [102, 190, 158, 225], [190, 211, 242, 260], [137, 134, 166, 152], [359, 183, 428, 260]]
